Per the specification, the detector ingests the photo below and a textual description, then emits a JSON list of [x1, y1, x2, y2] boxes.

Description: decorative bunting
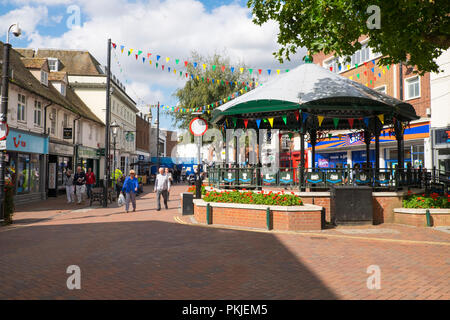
[[333, 118, 339, 129], [302, 112, 308, 123], [244, 119, 248, 129], [363, 117, 370, 127], [294, 110, 300, 121], [256, 119, 261, 128], [268, 118, 274, 128], [317, 115, 324, 127], [348, 118, 354, 128], [282, 115, 287, 125], [377, 114, 384, 124]]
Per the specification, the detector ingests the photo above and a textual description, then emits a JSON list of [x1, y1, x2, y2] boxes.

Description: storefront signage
[[49, 142, 73, 156], [6, 129, 49, 154], [435, 128, 450, 146], [96, 148, 105, 157], [78, 146, 100, 159], [63, 128, 72, 140], [48, 162, 56, 190]]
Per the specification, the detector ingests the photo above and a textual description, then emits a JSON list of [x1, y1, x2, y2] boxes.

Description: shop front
[[315, 152, 347, 168], [5, 128, 49, 204], [48, 141, 74, 197], [433, 127, 450, 172], [77, 146, 100, 186]]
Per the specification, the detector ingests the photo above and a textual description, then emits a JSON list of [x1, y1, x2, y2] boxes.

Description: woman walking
[[121, 170, 139, 213], [63, 169, 75, 203]]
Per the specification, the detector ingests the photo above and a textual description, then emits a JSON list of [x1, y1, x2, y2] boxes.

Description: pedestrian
[[154, 167, 170, 211], [116, 175, 125, 198], [73, 166, 86, 204], [63, 169, 75, 203], [165, 167, 173, 201], [86, 167, 96, 199], [121, 170, 139, 213]]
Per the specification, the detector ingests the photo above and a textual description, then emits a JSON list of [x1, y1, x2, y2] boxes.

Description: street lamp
[[110, 121, 119, 187], [0, 23, 21, 221]]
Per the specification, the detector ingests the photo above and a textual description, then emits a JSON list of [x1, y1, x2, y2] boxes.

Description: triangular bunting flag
[[377, 114, 384, 124], [317, 115, 324, 127], [256, 119, 261, 128], [282, 115, 287, 125], [302, 112, 308, 123], [348, 118, 354, 128], [333, 118, 339, 129], [268, 118, 274, 128], [244, 119, 248, 129]]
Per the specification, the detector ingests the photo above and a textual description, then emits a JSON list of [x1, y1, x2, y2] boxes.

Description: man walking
[[121, 170, 139, 213], [154, 167, 169, 211], [73, 166, 86, 204], [86, 167, 96, 199]]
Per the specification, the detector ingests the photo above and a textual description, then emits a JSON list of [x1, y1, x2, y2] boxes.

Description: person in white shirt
[[154, 168, 170, 211]]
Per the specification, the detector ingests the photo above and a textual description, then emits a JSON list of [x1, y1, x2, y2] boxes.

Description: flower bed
[[187, 185, 207, 196], [203, 190, 303, 206], [403, 191, 450, 209]]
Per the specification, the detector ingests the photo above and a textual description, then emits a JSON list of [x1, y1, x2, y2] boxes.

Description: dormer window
[[47, 58, 59, 72], [41, 70, 48, 86]]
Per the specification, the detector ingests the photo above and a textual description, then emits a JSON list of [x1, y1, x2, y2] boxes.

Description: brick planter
[[193, 199, 324, 231], [393, 208, 450, 227]]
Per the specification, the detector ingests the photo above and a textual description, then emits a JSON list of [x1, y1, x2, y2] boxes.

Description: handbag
[[118, 193, 125, 207]]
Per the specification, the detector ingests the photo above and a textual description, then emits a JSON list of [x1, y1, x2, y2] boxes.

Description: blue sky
[[0, 0, 304, 131]]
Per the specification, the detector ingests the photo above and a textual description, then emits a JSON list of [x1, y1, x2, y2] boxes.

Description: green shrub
[[203, 190, 303, 206]]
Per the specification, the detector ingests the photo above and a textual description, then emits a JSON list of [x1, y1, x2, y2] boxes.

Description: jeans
[[86, 184, 93, 199], [156, 189, 168, 210], [65, 186, 74, 203], [125, 192, 136, 211]]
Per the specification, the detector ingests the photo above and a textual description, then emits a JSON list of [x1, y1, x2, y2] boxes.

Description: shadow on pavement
[[0, 220, 337, 300]]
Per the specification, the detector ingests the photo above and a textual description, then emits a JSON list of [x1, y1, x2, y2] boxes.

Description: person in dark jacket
[[73, 166, 86, 204], [121, 170, 139, 213]]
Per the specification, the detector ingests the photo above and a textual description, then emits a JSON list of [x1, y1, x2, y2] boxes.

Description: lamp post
[[103, 38, 112, 208], [0, 23, 21, 221], [110, 120, 119, 189]]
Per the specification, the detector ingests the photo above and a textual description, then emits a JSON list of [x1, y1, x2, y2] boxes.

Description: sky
[[0, 0, 306, 131]]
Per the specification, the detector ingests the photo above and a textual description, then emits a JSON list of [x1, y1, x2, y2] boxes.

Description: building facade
[[305, 36, 432, 170]]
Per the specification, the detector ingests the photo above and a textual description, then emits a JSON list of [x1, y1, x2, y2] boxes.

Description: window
[[34, 100, 42, 126], [41, 71, 48, 86], [17, 93, 26, 122], [50, 108, 57, 134], [63, 113, 69, 128], [61, 83, 66, 96], [47, 58, 59, 72], [17, 154, 30, 194], [405, 76, 420, 100], [374, 85, 387, 94]]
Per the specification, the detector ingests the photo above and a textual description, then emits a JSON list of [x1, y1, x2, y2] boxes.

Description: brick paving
[[0, 184, 449, 300]]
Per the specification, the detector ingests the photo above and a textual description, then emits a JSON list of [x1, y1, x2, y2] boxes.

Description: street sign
[[189, 117, 208, 136], [63, 127, 72, 139], [0, 121, 9, 141]]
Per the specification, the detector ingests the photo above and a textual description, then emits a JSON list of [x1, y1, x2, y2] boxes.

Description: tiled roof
[[20, 58, 48, 69], [34, 49, 104, 75], [1, 42, 103, 125], [48, 71, 67, 82]]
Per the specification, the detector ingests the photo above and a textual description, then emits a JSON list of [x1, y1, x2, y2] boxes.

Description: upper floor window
[[63, 113, 69, 128], [374, 85, 387, 94], [34, 100, 42, 126], [17, 93, 26, 122], [324, 41, 382, 73], [50, 108, 57, 135], [405, 76, 420, 100], [47, 58, 59, 72], [41, 70, 48, 86]]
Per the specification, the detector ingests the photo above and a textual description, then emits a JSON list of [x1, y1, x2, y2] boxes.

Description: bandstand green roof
[[212, 62, 419, 130]]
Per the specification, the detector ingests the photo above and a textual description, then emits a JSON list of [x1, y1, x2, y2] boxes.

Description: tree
[[247, 0, 450, 74], [169, 52, 252, 129]]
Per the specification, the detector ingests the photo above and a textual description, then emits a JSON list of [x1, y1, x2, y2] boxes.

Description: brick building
[[306, 35, 432, 169]]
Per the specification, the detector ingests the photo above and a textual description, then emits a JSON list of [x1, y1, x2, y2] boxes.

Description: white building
[[430, 49, 450, 172]]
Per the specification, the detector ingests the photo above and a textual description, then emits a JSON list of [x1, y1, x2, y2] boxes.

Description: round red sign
[[189, 117, 208, 136]]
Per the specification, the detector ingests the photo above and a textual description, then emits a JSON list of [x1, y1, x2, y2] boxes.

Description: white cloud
[[5, 0, 307, 127], [0, 5, 48, 40]]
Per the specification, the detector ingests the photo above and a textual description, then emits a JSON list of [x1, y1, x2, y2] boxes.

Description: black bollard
[[195, 169, 202, 199]]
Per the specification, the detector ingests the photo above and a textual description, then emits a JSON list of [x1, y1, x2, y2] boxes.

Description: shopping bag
[[118, 193, 125, 207]]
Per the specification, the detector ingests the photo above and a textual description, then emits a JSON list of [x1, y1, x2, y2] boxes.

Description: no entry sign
[[189, 117, 208, 136], [0, 121, 9, 141]]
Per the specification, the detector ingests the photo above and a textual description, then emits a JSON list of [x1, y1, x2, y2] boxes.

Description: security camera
[[11, 23, 21, 37]]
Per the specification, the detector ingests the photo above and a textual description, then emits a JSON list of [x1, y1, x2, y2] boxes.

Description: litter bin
[[330, 186, 373, 225], [182, 192, 194, 215]]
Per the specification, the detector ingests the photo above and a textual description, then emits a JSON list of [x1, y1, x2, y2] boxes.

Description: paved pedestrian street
[[0, 184, 449, 300]]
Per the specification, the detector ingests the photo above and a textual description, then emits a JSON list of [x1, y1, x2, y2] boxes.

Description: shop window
[[34, 100, 42, 126], [17, 154, 30, 194], [30, 154, 40, 193], [405, 76, 420, 100], [17, 93, 26, 122]]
